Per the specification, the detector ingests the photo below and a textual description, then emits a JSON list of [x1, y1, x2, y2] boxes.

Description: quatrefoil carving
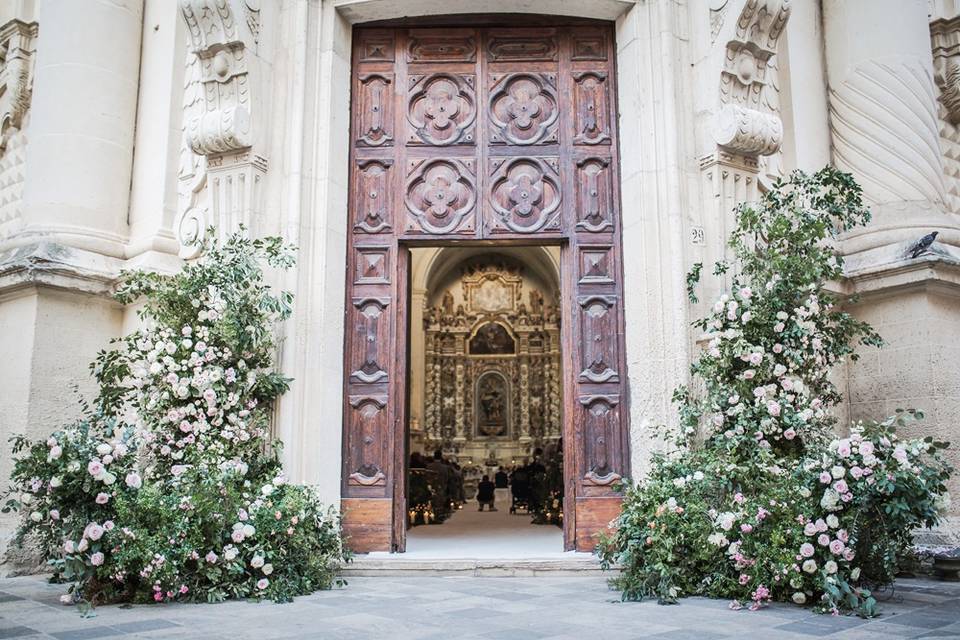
[[408, 74, 476, 146], [489, 73, 559, 145], [405, 159, 477, 234], [489, 157, 561, 233]]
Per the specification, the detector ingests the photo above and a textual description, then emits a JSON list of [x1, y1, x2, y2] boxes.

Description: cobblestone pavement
[[1, 574, 959, 640]]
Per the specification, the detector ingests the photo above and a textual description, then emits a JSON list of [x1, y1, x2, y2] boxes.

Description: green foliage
[[599, 169, 953, 616], [3, 229, 347, 607]]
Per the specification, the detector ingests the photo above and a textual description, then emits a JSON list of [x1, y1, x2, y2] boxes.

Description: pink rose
[[206, 551, 218, 563], [50, 509, 60, 520], [804, 522, 817, 536], [783, 428, 796, 440], [84, 522, 105, 541], [741, 524, 753, 534], [799, 543, 815, 558], [833, 480, 848, 494], [859, 441, 875, 456], [87, 460, 105, 478], [837, 529, 849, 543], [815, 519, 828, 532], [819, 472, 832, 484], [90, 552, 104, 567], [850, 466, 863, 479], [743, 370, 756, 380], [96, 492, 110, 505], [829, 540, 845, 555], [818, 533, 830, 547], [103, 520, 115, 531], [256, 578, 269, 590]]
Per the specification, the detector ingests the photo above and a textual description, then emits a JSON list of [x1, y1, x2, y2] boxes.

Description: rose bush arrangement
[[4, 231, 347, 606], [599, 168, 953, 616]]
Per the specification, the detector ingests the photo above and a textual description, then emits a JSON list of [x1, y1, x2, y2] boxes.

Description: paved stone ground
[[1, 574, 959, 640]]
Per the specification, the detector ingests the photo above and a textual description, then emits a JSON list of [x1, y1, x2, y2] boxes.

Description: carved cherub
[[529, 289, 543, 316]]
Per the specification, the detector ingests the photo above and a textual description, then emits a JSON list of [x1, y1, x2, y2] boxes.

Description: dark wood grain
[[343, 18, 629, 553]]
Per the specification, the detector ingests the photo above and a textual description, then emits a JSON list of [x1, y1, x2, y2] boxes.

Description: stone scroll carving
[[180, 0, 255, 155], [179, 0, 266, 256], [712, 0, 791, 158], [407, 73, 477, 146], [932, 16, 960, 124], [489, 73, 559, 145]]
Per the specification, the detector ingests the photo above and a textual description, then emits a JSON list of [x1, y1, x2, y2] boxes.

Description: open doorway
[[404, 246, 564, 558]]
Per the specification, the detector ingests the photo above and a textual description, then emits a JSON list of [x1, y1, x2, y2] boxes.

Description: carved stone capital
[[713, 103, 782, 156], [179, 0, 258, 156], [713, 0, 791, 159], [0, 19, 38, 146]]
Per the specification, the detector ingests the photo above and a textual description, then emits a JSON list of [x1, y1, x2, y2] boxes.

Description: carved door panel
[[344, 20, 628, 553]]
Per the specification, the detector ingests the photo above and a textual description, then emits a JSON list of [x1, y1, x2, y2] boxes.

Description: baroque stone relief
[[712, 0, 791, 160]]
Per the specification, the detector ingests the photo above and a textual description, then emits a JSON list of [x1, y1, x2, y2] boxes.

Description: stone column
[[18, 0, 143, 258], [823, 0, 957, 263]]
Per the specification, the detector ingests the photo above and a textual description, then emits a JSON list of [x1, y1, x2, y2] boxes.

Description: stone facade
[[1, 0, 959, 563]]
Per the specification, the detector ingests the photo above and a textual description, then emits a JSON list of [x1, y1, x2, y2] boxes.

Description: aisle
[[402, 488, 564, 559]]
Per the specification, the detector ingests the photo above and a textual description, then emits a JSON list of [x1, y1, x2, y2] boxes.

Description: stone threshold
[[340, 555, 608, 577]]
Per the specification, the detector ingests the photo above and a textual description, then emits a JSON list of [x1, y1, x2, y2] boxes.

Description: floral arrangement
[[599, 168, 953, 616], [4, 231, 347, 606]]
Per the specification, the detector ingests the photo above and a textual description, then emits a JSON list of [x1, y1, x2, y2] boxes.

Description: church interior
[[404, 247, 565, 556]]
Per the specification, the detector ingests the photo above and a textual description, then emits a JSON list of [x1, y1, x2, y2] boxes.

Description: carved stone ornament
[[931, 16, 960, 125], [0, 19, 38, 148], [713, 103, 782, 156], [180, 0, 257, 155], [712, 0, 791, 158]]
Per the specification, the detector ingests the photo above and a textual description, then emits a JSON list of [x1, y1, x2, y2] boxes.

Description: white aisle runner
[[401, 488, 565, 559]]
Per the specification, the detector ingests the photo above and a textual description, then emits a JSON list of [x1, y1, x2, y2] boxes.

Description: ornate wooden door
[[343, 19, 630, 552]]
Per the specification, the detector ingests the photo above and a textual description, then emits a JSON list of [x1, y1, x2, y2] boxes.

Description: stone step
[[340, 555, 608, 577]]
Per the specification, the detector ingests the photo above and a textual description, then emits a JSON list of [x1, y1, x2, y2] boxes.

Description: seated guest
[[494, 467, 508, 489], [477, 475, 496, 511]]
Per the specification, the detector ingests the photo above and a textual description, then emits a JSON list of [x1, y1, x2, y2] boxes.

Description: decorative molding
[[0, 19, 38, 148], [713, 0, 791, 158], [178, 0, 266, 255], [179, 0, 255, 155], [830, 58, 946, 206]]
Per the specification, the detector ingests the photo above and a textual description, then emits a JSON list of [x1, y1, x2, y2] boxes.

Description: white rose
[[826, 514, 839, 529], [262, 563, 273, 576], [791, 592, 806, 604], [101, 472, 116, 486], [802, 560, 817, 574], [20, 493, 32, 505], [824, 561, 838, 574], [96, 443, 113, 456], [251, 555, 265, 568], [831, 466, 846, 480], [242, 524, 255, 537], [850, 567, 861, 580], [30, 511, 42, 522], [261, 484, 274, 497]]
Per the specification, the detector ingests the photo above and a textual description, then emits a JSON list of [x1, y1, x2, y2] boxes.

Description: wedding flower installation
[[599, 168, 953, 616], [3, 232, 347, 606]]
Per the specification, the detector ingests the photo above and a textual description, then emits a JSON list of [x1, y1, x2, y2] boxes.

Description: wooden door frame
[[341, 17, 631, 554]]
